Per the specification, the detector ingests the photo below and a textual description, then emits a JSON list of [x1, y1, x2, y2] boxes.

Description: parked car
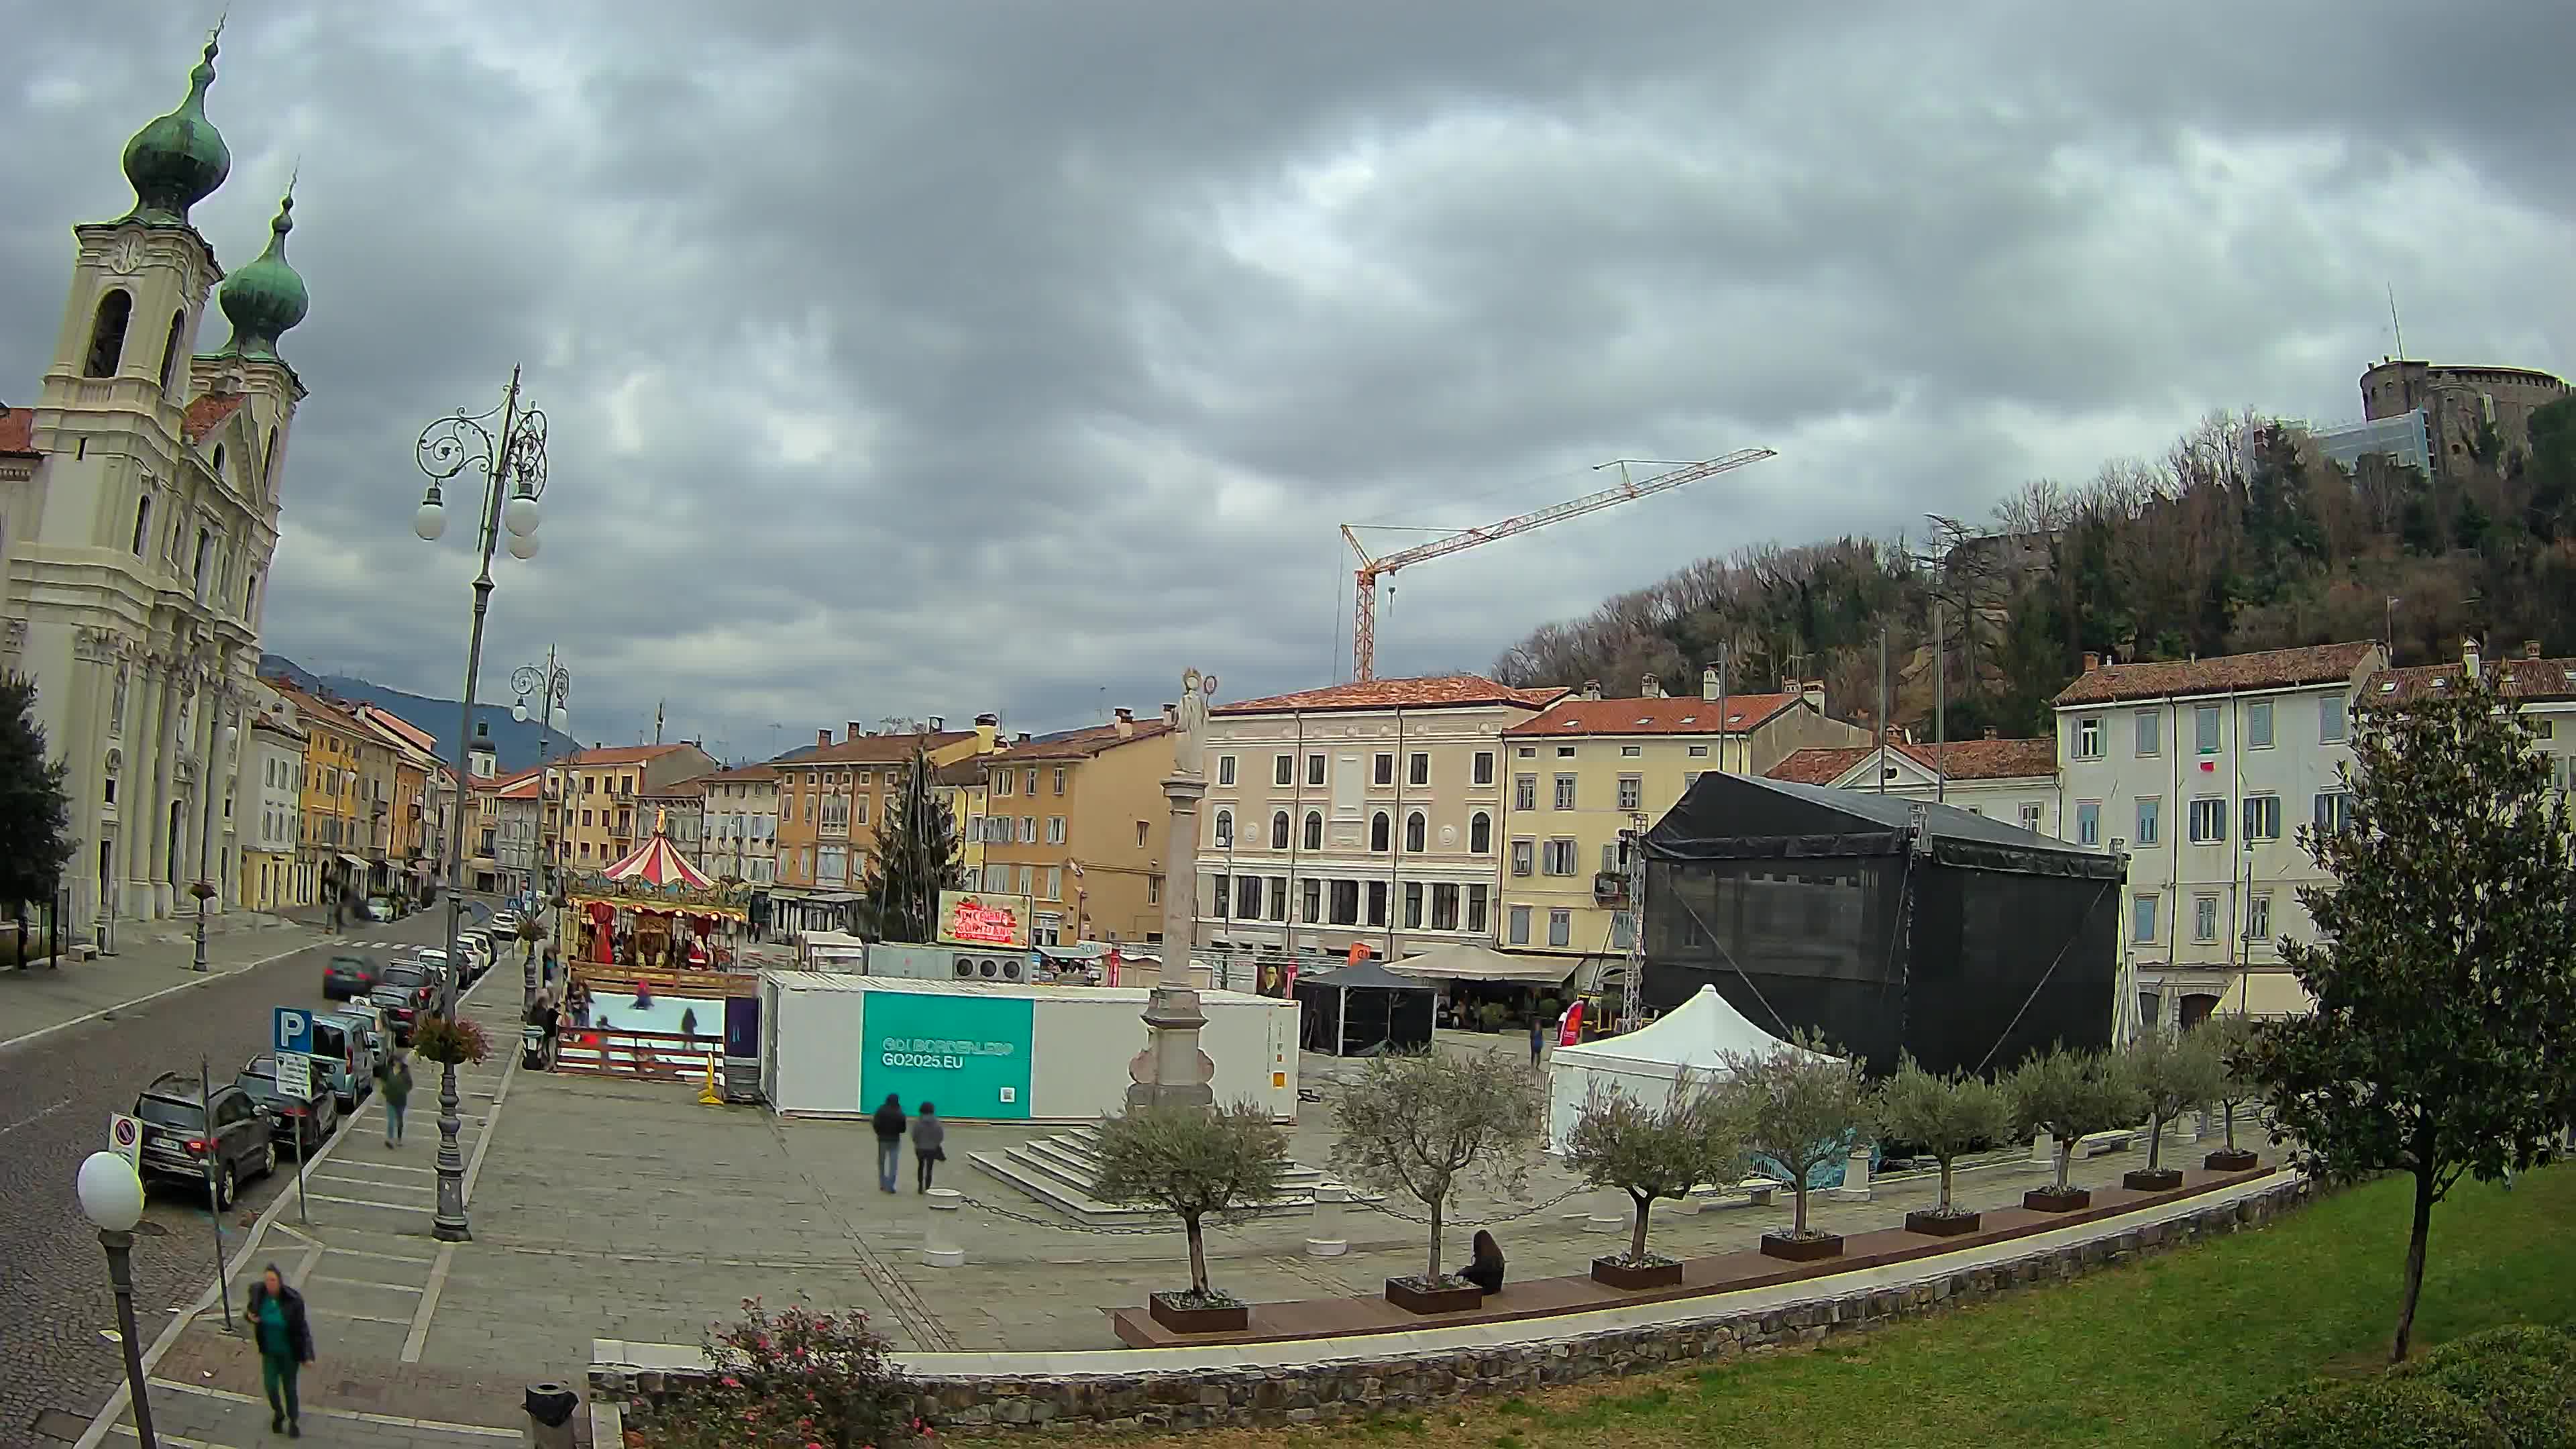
[[371, 962, 437, 1041], [489, 911, 522, 938], [326, 1002, 390, 1069], [364, 896, 397, 922], [322, 953, 379, 1001], [235, 1055, 342, 1147], [303, 1012, 371, 1112], [133, 1073, 276, 1206], [453, 933, 494, 979]]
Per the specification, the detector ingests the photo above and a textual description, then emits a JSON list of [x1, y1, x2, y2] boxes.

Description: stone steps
[[967, 1127, 1341, 1227]]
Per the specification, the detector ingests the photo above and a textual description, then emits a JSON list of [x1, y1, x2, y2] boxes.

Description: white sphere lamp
[[77, 1151, 144, 1233], [502, 490, 541, 537], [506, 531, 539, 561]]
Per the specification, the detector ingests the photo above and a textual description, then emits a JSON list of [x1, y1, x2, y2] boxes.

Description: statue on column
[[1171, 668, 1216, 778]]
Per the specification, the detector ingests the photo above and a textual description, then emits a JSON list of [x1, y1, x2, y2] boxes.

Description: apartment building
[[268, 682, 399, 902], [1767, 733, 2062, 834], [972, 710, 1174, 947], [1497, 675, 1870, 968], [699, 763, 782, 885], [2052, 641, 2386, 1028], [544, 743, 720, 875], [2370, 639, 2576, 788], [466, 765, 542, 894], [639, 776, 707, 867], [240, 706, 305, 912], [353, 703, 444, 895], [1196, 675, 1565, 963], [771, 721, 996, 934]]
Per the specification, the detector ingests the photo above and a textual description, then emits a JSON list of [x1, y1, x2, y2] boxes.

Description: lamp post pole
[[192, 722, 237, 972], [78, 1152, 157, 1449], [513, 652, 571, 904], [413, 366, 550, 1242]]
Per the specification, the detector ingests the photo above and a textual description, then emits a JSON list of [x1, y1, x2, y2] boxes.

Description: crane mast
[[1342, 448, 1777, 680]]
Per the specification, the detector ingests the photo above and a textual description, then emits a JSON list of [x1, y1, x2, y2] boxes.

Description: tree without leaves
[[859, 749, 964, 945], [2005, 1045, 2144, 1193], [2247, 665, 2576, 1363], [1330, 1049, 1544, 1287], [1091, 1102, 1292, 1303], [2123, 1028, 2226, 1173], [1562, 1073, 1751, 1264], [1870, 1056, 2012, 1216], [1718, 1033, 1872, 1238], [0, 674, 74, 923]]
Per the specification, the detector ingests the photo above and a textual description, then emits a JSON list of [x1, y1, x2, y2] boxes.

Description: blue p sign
[[274, 1007, 313, 1055]]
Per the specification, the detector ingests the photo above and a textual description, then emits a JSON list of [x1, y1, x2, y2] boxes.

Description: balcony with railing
[[1592, 871, 1631, 906]]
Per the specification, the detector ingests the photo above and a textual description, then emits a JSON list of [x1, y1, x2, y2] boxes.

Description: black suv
[[134, 1073, 277, 1208], [234, 1055, 342, 1146], [323, 953, 378, 1001], [370, 962, 436, 1042]]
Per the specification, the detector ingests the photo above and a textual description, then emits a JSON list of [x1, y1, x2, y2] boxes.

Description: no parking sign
[[107, 1113, 142, 1169]]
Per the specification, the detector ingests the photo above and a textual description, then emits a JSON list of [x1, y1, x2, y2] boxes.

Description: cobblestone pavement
[[0, 903, 489, 1449]]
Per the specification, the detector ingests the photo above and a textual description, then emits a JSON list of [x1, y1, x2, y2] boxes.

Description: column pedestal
[[1128, 769, 1215, 1112]]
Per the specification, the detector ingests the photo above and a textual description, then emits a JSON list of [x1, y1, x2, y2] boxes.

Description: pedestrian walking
[[871, 1093, 908, 1193], [912, 1102, 947, 1193], [379, 1052, 413, 1146], [1529, 1014, 1545, 1069], [247, 1263, 315, 1437]]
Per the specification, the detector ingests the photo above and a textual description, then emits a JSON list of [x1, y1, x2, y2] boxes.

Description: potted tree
[[2121, 1027, 2225, 1191], [1332, 1049, 1543, 1314], [1562, 1073, 1750, 1288], [2006, 1045, 2143, 1212], [1874, 1055, 2012, 1236], [2200, 1014, 2264, 1171], [1721, 1034, 1871, 1262], [1090, 1102, 1292, 1334]]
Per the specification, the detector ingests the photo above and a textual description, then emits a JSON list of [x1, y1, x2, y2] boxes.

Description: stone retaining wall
[[595, 1178, 2312, 1434]]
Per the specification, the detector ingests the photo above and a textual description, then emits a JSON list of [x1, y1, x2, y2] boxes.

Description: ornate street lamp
[[412, 366, 549, 1242], [77, 1151, 158, 1449], [191, 723, 238, 973]]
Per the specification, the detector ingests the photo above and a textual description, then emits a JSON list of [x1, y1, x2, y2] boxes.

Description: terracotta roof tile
[[699, 763, 780, 783], [2366, 653, 2576, 705], [1503, 693, 1805, 738], [1765, 747, 1875, 785], [998, 719, 1173, 760], [788, 730, 975, 766], [476, 765, 543, 794], [181, 392, 248, 443], [496, 774, 544, 800], [1215, 675, 1566, 716], [2051, 642, 2381, 706], [930, 759, 989, 786], [1767, 736, 2059, 786], [0, 405, 35, 456], [642, 777, 709, 798]]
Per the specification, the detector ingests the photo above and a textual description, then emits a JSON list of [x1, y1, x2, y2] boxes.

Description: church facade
[[0, 31, 312, 928]]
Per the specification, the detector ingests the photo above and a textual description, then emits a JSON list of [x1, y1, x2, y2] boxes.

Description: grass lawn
[[1122, 1166, 2573, 1449]]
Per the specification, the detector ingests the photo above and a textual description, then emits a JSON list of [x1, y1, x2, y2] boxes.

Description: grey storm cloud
[[4, 1, 2570, 756]]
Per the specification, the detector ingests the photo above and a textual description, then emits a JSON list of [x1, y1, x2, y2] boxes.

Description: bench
[[1684, 1176, 1788, 1211]]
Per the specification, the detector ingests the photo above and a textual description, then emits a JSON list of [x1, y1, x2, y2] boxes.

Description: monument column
[[1127, 668, 1218, 1112]]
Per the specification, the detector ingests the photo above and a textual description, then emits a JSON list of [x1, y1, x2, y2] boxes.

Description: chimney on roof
[[1015, 733, 1031, 745], [1702, 666, 1721, 702], [816, 728, 831, 749], [2463, 636, 2481, 678], [973, 712, 999, 751], [1642, 675, 1666, 698], [847, 721, 864, 742], [1113, 707, 1134, 738], [928, 715, 944, 731], [1580, 679, 1603, 701], [2526, 640, 2543, 660], [1801, 679, 1825, 712], [1983, 727, 1998, 740], [1163, 702, 1178, 729], [2083, 651, 2100, 672]]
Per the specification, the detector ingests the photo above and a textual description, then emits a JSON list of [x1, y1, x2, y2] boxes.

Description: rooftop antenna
[[2387, 283, 2406, 360]]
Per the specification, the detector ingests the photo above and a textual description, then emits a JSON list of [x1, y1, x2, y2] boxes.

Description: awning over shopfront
[[337, 853, 369, 871], [1387, 941, 1580, 985]]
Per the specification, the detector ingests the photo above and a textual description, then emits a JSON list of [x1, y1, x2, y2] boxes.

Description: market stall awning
[[1387, 942, 1580, 985]]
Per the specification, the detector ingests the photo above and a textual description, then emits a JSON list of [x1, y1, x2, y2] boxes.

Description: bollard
[[523, 1382, 578, 1449], [920, 1187, 965, 1268], [1583, 1186, 1625, 1233], [1305, 1182, 1350, 1257], [2029, 1130, 2057, 1168], [1828, 1142, 1874, 1202]]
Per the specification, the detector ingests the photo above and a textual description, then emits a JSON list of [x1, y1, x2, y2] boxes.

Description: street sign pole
[[199, 1057, 231, 1331], [294, 1112, 307, 1226]]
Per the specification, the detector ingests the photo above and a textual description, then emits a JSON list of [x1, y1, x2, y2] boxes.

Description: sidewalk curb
[[0, 936, 323, 1057]]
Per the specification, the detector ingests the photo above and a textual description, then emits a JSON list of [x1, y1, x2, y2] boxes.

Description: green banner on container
[[859, 990, 1035, 1120]]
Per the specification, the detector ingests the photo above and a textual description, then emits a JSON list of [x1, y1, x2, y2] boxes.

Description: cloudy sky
[[7, 3, 2570, 758]]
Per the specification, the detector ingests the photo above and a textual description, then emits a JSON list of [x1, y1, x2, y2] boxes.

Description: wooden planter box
[[1591, 1255, 1684, 1289], [2123, 1167, 2185, 1192], [2024, 1185, 2092, 1213], [1383, 1277, 1483, 1316], [2204, 1148, 2260, 1172], [1759, 1232, 1844, 1263], [1146, 1292, 1248, 1335], [1904, 1209, 1981, 1237]]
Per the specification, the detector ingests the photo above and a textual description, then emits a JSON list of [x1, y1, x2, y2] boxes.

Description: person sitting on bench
[[1458, 1230, 1505, 1293]]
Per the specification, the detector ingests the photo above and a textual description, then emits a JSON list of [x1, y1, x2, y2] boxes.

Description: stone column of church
[[69, 643, 114, 926], [213, 686, 240, 912], [125, 657, 168, 919], [148, 661, 189, 918]]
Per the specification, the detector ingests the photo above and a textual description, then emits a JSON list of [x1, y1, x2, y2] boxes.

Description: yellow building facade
[[974, 711, 1174, 946], [543, 743, 720, 876]]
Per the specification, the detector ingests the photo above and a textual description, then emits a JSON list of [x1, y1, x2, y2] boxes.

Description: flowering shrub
[[647, 1297, 912, 1449], [408, 1015, 490, 1067]]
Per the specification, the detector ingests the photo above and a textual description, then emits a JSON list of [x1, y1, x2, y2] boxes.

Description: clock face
[[108, 236, 144, 274]]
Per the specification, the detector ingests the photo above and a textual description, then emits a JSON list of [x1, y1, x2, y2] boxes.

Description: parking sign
[[273, 1006, 313, 1055], [275, 1051, 313, 1101], [107, 1113, 142, 1169]]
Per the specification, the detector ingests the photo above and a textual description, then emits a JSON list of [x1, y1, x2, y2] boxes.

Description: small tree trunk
[[1426, 1199, 1446, 1285], [1629, 1191, 1652, 1262], [1790, 1177, 1811, 1236], [2055, 1138, 2076, 1193], [2146, 1110, 2165, 1171], [2222, 1100, 2238, 1151], [1185, 1214, 1212, 1298], [1936, 1156, 1955, 1214], [2391, 1166, 2436, 1363]]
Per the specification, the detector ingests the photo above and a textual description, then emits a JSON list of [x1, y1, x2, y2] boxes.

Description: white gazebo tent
[[1544, 984, 1835, 1150]]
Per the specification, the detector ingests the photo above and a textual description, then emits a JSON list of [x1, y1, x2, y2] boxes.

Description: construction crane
[[1340, 448, 1777, 680]]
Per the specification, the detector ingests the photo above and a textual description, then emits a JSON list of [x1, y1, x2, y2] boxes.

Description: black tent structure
[[1295, 959, 1439, 1057], [1639, 772, 2124, 1077]]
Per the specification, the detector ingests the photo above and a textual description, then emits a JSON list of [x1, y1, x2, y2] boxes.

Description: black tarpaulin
[[1294, 961, 1438, 1057]]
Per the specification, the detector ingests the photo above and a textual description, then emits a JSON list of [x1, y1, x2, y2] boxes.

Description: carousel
[[566, 810, 756, 972]]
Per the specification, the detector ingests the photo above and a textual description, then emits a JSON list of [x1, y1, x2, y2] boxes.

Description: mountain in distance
[[260, 653, 578, 775]]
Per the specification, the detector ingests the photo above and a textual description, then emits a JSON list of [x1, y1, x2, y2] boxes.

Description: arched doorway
[[97, 839, 115, 922], [2178, 993, 2222, 1030]]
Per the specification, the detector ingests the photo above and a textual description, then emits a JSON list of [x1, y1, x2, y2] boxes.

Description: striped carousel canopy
[[600, 811, 713, 890]]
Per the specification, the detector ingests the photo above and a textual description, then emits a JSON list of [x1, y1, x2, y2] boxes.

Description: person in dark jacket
[[870, 1093, 908, 1192], [247, 1263, 315, 1436], [378, 1053, 413, 1147], [1457, 1230, 1506, 1294], [912, 1102, 947, 1192]]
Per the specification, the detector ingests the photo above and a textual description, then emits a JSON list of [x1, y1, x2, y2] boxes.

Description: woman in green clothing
[[246, 1264, 315, 1437]]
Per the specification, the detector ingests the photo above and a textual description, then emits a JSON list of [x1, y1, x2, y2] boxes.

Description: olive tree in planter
[[1873, 1056, 2012, 1236], [2199, 1014, 2264, 1171], [1562, 1073, 1750, 1288], [1332, 1049, 1543, 1313], [2006, 1044, 2143, 1212], [2121, 1027, 2226, 1191], [1719, 1033, 1871, 1263], [1090, 1101, 1291, 1334]]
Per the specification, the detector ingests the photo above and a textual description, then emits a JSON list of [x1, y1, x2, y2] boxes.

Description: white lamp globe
[[513, 700, 531, 723], [549, 706, 570, 733], [506, 532, 539, 561], [77, 1151, 144, 1232], [413, 499, 447, 542], [502, 492, 540, 538]]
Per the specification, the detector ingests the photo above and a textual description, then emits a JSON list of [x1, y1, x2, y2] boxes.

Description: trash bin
[[523, 1382, 578, 1449]]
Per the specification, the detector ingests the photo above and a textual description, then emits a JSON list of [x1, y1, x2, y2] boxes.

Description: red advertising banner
[[1557, 999, 1586, 1047], [936, 891, 1032, 950], [1104, 947, 1122, 987]]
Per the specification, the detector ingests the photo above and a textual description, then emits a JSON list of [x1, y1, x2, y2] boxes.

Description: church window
[[130, 496, 152, 555], [212, 444, 225, 478], [85, 289, 132, 377], [158, 311, 186, 392]]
